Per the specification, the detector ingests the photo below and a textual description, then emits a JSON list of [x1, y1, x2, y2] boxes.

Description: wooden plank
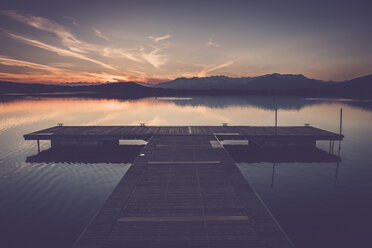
[[117, 215, 249, 222]]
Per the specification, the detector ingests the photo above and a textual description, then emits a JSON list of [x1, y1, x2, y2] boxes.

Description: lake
[[0, 96, 372, 248]]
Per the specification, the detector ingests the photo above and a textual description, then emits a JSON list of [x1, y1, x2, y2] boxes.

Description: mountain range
[[0, 73, 371, 99], [155, 73, 329, 90]]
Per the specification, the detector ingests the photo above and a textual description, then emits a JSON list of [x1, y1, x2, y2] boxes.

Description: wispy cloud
[[102, 47, 143, 63], [84, 72, 129, 82], [143, 34, 171, 68], [0, 55, 62, 72], [197, 60, 234, 77], [0, 71, 128, 84], [92, 28, 109, 41], [140, 46, 169, 69], [103, 44, 170, 69], [206, 39, 220, 48], [6, 32, 117, 70], [1, 10, 87, 53], [1, 11, 173, 75], [0, 55, 149, 83], [148, 34, 171, 43]]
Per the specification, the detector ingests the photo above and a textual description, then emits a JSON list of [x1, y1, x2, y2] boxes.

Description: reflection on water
[[0, 96, 372, 248], [225, 146, 341, 163], [26, 146, 144, 164]]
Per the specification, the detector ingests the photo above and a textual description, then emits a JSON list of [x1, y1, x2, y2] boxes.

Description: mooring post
[[275, 108, 278, 135], [37, 140, 40, 153], [339, 108, 343, 135], [331, 140, 335, 154], [271, 162, 276, 188], [334, 162, 340, 185], [329, 140, 331, 153]]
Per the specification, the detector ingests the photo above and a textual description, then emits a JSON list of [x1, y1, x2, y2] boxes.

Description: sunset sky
[[0, 0, 371, 84]]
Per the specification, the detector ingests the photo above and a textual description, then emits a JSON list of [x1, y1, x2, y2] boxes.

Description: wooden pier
[[23, 126, 343, 248], [24, 125, 343, 148]]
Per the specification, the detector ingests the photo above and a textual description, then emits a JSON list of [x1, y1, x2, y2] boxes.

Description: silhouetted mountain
[[0, 81, 162, 98], [1, 73, 372, 99], [60, 82, 102, 86], [330, 74, 372, 98], [156, 74, 330, 90]]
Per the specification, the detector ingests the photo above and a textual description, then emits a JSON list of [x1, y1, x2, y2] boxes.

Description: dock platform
[[23, 125, 343, 248], [72, 135, 294, 248], [24, 125, 343, 141], [24, 125, 343, 149]]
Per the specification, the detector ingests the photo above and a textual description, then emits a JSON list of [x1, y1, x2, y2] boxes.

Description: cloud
[[0, 55, 62, 72], [92, 28, 109, 41], [1, 10, 87, 52], [148, 34, 171, 43], [140, 46, 169, 69], [102, 47, 143, 63], [197, 60, 234, 77], [206, 39, 220, 47], [6, 32, 117, 71], [2, 11, 172, 72], [0, 55, 150, 83], [2, 11, 108, 57], [84, 72, 129, 82], [0, 70, 138, 84]]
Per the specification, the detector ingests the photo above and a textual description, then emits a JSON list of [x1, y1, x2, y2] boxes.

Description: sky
[[0, 0, 371, 84]]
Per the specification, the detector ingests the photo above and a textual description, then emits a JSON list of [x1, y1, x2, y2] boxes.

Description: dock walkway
[[24, 125, 343, 141], [73, 135, 294, 248]]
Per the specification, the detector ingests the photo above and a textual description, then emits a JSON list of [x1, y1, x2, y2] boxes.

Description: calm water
[[1, 96, 372, 248]]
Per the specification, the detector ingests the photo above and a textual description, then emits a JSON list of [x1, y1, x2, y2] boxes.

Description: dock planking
[[24, 125, 343, 141], [72, 135, 295, 248]]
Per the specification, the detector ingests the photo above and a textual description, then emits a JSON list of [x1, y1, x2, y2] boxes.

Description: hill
[[1, 73, 372, 99], [156, 74, 330, 90]]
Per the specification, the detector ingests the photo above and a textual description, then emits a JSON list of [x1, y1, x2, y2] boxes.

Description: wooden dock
[[23, 125, 343, 248], [72, 135, 294, 248], [24, 125, 343, 141]]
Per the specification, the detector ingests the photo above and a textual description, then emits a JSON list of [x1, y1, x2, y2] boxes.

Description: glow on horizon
[[0, 2, 371, 84]]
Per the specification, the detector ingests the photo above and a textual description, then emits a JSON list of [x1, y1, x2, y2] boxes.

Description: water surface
[[0, 96, 372, 248]]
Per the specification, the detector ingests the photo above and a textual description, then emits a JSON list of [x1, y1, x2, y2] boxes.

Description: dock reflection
[[224, 145, 341, 163], [27, 144, 341, 164], [26, 145, 145, 164], [225, 145, 342, 187]]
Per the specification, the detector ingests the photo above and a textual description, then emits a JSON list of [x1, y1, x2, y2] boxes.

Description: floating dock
[[24, 125, 343, 148], [23, 126, 343, 248]]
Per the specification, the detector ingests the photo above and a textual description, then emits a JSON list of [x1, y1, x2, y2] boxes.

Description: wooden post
[[271, 162, 276, 188], [334, 162, 340, 185], [339, 108, 343, 135], [37, 140, 40, 153], [329, 140, 331, 153], [275, 108, 277, 135]]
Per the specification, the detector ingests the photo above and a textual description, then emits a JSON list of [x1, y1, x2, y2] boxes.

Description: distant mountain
[[0, 81, 160, 98], [155, 74, 331, 90], [60, 82, 102, 86], [330, 74, 372, 98], [1, 73, 371, 99]]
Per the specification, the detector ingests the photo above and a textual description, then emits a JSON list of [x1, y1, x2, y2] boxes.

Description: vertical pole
[[339, 108, 343, 135], [329, 140, 331, 153], [338, 108, 343, 153], [271, 162, 276, 188], [334, 108, 343, 185], [331, 140, 334, 154], [275, 108, 278, 135], [334, 162, 339, 185], [37, 140, 40, 153]]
